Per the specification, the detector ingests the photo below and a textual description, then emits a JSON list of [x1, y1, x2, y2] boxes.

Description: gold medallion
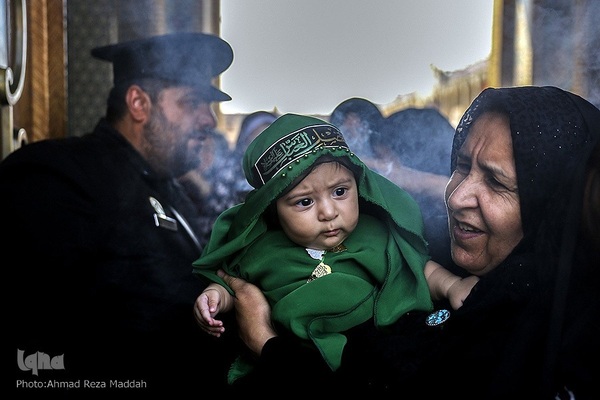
[[307, 261, 332, 283]]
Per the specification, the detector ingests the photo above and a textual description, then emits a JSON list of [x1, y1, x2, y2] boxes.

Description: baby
[[192, 113, 477, 383]]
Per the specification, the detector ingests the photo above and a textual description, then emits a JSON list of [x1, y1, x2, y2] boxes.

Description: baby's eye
[[334, 187, 347, 197], [295, 198, 313, 207]]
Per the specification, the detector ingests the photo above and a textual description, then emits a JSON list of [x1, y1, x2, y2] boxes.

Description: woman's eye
[[486, 175, 508, 191], [455, 161, 470, 174]]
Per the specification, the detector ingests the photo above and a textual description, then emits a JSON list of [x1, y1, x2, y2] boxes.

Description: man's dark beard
[[144, 107, 201, 178]]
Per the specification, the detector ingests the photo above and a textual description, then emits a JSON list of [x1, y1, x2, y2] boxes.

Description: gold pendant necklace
[[305, 244, 347, 283], [307, 261, 331, 283]]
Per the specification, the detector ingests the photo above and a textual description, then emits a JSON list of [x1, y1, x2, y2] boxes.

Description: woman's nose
[[446, 174, 479, 211]]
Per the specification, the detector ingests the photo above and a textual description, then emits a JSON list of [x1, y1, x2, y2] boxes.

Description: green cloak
[[192, 114, 433, 380]]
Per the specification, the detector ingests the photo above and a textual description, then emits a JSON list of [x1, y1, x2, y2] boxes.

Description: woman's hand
[[217, 269, 278, 356]]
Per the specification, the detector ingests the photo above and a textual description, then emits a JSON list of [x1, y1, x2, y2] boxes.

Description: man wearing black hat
[[3, 32, 238, 395]]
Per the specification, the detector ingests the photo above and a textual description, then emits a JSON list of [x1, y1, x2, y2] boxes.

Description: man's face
[[143, 86, 217, 178]]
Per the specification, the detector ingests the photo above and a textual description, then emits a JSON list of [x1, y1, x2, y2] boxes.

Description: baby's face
[[276, 162, 359, 250]]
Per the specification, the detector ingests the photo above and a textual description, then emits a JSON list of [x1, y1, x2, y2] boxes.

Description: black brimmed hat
[[91, 32, 233, 101]]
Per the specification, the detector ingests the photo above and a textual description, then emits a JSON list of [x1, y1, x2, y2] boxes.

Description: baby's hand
[[194, 289, 226, 337], [447, 275, 479, 310]]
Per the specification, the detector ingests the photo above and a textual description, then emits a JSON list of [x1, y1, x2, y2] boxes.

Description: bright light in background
[[220, 0, 494, 115]]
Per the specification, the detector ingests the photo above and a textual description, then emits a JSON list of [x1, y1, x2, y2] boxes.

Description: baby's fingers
[[201, 321, 226, 337]]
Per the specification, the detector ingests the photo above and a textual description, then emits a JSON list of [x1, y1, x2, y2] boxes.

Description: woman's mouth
[[452, 221, 483, 241]]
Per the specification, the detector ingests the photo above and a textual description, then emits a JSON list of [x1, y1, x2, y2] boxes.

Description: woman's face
[[445, 112, 523, 276], [276, 162, 359, 250]]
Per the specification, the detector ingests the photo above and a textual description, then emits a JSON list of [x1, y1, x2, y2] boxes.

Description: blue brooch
[[425, 309, 450, 326]]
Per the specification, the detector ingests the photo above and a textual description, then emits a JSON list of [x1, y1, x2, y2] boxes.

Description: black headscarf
[[447, 86, 600, 398]]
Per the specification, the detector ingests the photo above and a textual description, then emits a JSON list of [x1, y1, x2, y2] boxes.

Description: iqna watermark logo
[[17, 349, 65, 376]]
